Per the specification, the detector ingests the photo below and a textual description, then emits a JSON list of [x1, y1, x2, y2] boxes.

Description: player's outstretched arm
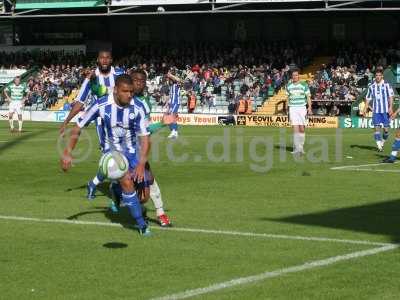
[[307, 95, 312, 115], [61, 125, 81, 172], [59, 102, 84, 136], [389, 96, 394, 116], [167, 72, 183, 83], [60, 71, 93, 136], [3, 88, 11, 102]]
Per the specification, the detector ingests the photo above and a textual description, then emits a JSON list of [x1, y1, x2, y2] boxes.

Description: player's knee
[[119, 176, 134, 193], [396, 131, 400, 139]]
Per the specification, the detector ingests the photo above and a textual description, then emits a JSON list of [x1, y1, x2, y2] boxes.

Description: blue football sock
[[169, 123, 178, 131], [122, 191, 146, 229], [383, 131, 389, 141], [92, 171, 106, 185], [374, 132, 382, 142]]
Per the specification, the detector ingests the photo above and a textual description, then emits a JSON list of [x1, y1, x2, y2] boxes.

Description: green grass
[[1, 122, 400, 299]]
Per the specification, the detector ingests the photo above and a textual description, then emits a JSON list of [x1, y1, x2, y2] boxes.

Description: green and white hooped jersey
[[286, 81, 310, 107], [6, 83, 28, 102], [137, 95, 152, 119]]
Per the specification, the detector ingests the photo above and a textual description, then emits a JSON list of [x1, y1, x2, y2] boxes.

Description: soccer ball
[[99, 151, 129, 180]]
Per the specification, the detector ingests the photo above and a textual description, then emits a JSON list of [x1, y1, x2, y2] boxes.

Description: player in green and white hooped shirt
[[286, 70, 312, 155], [4, 76, 29, 132]]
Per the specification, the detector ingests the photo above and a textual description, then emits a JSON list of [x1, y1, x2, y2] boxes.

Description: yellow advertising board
[[236, 115, 338, 128]]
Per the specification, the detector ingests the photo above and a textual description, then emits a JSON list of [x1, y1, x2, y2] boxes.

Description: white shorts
[[9, 101, 23, 115], [289, 106, 307, 126]]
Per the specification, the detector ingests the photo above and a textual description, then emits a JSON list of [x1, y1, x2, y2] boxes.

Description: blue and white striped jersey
[[77, 93, 149, 154], [169, 83, 180, 106], [76, 66, 119, 105], [366, 80, 394, 114]]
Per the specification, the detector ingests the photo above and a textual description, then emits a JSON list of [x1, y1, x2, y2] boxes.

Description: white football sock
[[293, 133, 298, 152], [150, 179, 165, 216], [391, 151, 398, 157], [298, 133, 305, 152], [9, 119, 14, 129], [18, 120, 23, 131]]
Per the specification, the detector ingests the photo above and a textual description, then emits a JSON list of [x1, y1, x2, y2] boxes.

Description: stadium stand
[[0, 42, 399, 116]]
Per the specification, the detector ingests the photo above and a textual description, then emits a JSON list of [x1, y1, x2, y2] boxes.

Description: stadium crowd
[[307, 42, 397, 116], [1, 42, 397, 116], [0, 42, 315, 111]]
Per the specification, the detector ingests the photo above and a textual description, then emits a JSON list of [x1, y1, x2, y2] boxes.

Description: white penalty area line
[[150, 244, 399, 300], [0, 215, 390, 247], [331, 162, 399, 172]]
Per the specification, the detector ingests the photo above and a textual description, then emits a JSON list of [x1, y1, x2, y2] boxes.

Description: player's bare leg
[[9, 112, 14, 132], [17, 114, 23, 132]]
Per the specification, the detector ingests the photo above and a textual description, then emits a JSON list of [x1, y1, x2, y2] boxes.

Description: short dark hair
[[375, 69, 383, 75], [98, 49, 112, 57], [115, 74, 133, 86], [291, 68, 300, 75], [130, 68, 147, 79]]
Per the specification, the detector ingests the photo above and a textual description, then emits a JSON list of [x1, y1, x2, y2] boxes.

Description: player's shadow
[[265, 198, 400, 244], [65, 184, 87, 192], [0, 128, 52, 154], [274, 145, 294, 153], [66, 182, 160, 229], [350, 144, 377, 151]]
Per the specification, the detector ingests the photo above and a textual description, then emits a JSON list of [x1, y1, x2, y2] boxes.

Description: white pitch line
[[330, 162, 396, 170], [333, 168, 400, 173], [150, 244, 399, 300], [0, 215, 390, 246]]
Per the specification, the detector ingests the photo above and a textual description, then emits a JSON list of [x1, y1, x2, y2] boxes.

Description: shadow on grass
[[274, 144, 294, 153], [350, 144, 377, 151], [266, 198, 400, 244], [103, 242, 128, 249], [0, 128, 53, 154], [65, 181, 161, 231]]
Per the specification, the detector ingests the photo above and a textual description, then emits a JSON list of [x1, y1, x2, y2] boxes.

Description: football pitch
[[1, 121, 400, 300]]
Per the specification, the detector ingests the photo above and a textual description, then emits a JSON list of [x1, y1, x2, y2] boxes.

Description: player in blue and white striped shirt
[[60, 50, 124, 199], [61, 75, 151, 236], [166, 72, 181, 139], [365, 70, 394, 151]]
